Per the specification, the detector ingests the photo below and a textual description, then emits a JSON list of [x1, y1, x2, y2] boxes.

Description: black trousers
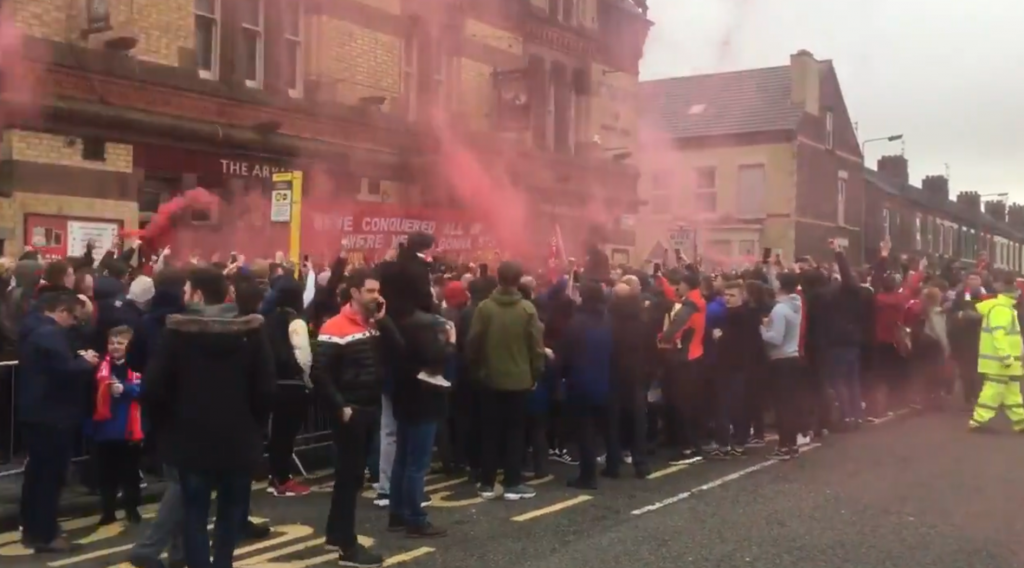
[[325, 407, 374, 552], [568, 401, 612, 482], [714, 371, 746, 449], [661, 357, 708, 453], [96, 441, 142, 516], [767, 358, 803, 449], [479, 389, 528, 488], [267, 393, 309, 485], [608, 381, 648, 468], [525, 412, 549, 476], [20, 423, 76, 544]]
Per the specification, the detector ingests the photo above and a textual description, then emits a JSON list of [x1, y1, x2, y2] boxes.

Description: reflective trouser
[[970, 375, 1024, 432]]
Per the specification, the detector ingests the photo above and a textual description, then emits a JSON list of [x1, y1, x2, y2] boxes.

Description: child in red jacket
[[92, 326, 144, 525]]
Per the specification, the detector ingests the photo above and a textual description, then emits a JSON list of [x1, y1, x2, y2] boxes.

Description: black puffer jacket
[[312, 304, 403, 410]]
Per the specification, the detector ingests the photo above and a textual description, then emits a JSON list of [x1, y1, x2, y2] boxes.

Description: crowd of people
[[3, 230, 1022, 568]]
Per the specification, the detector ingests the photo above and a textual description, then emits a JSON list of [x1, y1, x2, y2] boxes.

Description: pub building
[[2, 0, 649, 263]]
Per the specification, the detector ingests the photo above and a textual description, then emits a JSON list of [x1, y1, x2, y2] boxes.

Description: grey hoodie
[[760, 293, 802, 360]]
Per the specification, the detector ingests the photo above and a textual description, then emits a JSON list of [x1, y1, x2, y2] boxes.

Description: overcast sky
[[639, 0, 1024, 201]]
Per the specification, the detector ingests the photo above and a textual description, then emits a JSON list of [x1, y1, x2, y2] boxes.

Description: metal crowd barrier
[[0, 360, 335, 479]]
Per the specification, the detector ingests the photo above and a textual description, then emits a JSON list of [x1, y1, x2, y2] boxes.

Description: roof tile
[[639, 66, 805, 139]]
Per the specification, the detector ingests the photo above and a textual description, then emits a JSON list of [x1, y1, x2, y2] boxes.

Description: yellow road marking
[[510, 495, 593, 522], [526, 475, 554, 486], [423, 476, 468, 492], [647, 464, 691, 479], [357, 474, 443, 497], [262, 546, 435, 568], [237, 536, 374, 566], [52, 518, 278, 567], [0, 503, 161, 548], [430, 490, 485, 507]]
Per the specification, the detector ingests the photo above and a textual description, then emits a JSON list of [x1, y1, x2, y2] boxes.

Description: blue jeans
[[179, 470, 252, 568], [827, 347, 864, 422], [389, 420, 437, 528]]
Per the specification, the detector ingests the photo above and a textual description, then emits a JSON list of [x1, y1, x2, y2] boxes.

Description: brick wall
[[3, 130, 134, 173], [316, 17, 402, 112], [14, 0, 193, 67]]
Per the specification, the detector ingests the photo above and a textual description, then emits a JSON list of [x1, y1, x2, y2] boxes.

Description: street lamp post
[[860, 134, 904, 262]]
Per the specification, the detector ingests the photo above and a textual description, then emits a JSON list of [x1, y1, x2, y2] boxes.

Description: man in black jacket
[[608, 283, 651, 478], [141, 267, 275, 568], [313, 268, 403, 567], [821, 245, 868, 428], [707, 280, 762, 458]]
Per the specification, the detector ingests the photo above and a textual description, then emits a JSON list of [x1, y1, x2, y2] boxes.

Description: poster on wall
[[67, 221, 121, 260]]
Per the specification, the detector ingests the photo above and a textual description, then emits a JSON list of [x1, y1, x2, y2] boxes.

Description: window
[[401, 32, 418, 119], [240, 0, 264, 88], [695, 192, 717, 214], [837, 177, 847, 226], [194, 0, 220, 80], [736, 164, 766, 218], [694, 167, 716, 214], [561, 0, 575, 24], [545, 69, 555, 149], [914, 214, 922, 250], [825, 111, 834, 150], [81, 137, 106, 162], [937, 224, 945, 255], [687, 104, 706, 115], [432, 37, 450, 109], [283, 0, 303, 97], [695, 167, 716, 190], [946, 225, 954, 256], [882, 208, 890, 239], [738, 240, 757, 258]]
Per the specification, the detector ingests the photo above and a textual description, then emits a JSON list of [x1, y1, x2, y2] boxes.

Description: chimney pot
[[877, 155, 909, 186], [921, 174, 949, 203]]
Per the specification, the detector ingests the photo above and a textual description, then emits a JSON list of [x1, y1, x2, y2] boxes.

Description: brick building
[[864, 155, 1024, 271], [635, 50, 866, 266], [1, 0, 648, 259]]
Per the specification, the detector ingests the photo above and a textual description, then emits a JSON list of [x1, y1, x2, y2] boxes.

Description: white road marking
[[630, 444, 822, 516]]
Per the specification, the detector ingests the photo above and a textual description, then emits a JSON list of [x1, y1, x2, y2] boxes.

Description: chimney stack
[[984, 200, 1008, 223], [789, 50, 820, 116], [921, 175, 949, 203], [1008, 203, 1024, 228], [876, 155, 909, 186], [957, 191, 982, 212]]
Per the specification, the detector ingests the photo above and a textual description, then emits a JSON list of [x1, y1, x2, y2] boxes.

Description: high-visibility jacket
[[977, 293, 1024, 377]]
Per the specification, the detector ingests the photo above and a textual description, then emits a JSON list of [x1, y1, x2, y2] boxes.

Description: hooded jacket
[[140, 304, 276, 473], [761, 293, 802, 360], [379, 232, 435, 322], [466, 287, 545, 391]]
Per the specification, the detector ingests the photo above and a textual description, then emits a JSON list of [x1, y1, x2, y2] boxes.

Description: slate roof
[[639, 65, 806, 139], [864, 168, 1023, 240]]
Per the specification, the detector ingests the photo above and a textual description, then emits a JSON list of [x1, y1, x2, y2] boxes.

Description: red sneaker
[[268, 479, 311, 497]]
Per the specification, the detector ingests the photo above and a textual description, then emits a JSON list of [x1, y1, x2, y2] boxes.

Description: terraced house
[[636, 50, 865, 266], [0, 0, 649, 259], [864, 154, 1024, 271]]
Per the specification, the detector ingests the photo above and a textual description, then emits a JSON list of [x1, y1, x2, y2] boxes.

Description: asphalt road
[[1, 409, 1022, 568]]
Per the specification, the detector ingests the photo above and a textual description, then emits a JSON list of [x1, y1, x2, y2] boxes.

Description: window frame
[[194, 0, 221, 80], [914, 214, 922, 250], [401, 31, 419, 120], [837, 177, 847, 226], [693, 166, 717, 215], [882, 208, 890, 239], [241, 0, 266, 89], [284, 0, 303, 98], [825, 110, 834, 150]]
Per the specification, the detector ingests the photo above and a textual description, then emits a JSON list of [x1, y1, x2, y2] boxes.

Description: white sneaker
[[417, 372, 452, 388], [797, 433, 813, 447]]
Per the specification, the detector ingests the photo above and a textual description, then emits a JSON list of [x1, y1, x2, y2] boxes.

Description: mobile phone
[[375, 299, 385, 314], [761, 247, 772, 263], [652, 262, 662, 275], [229, 252, 238, 264], [303, 254, 310, 263], [479, 263, 489, 278]]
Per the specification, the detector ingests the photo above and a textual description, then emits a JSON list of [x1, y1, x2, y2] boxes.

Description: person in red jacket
[[868, 239, 923, 418]]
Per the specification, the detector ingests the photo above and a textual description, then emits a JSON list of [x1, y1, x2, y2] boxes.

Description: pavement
[[1, 409, 1022, 568]]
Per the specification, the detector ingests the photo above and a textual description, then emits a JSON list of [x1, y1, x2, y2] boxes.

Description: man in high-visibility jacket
[[970, 271, 1024, 432]]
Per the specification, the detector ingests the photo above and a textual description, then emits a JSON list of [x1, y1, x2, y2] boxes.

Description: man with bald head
[[618, 277, 640, 296], [607, 281, 651, 478]]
